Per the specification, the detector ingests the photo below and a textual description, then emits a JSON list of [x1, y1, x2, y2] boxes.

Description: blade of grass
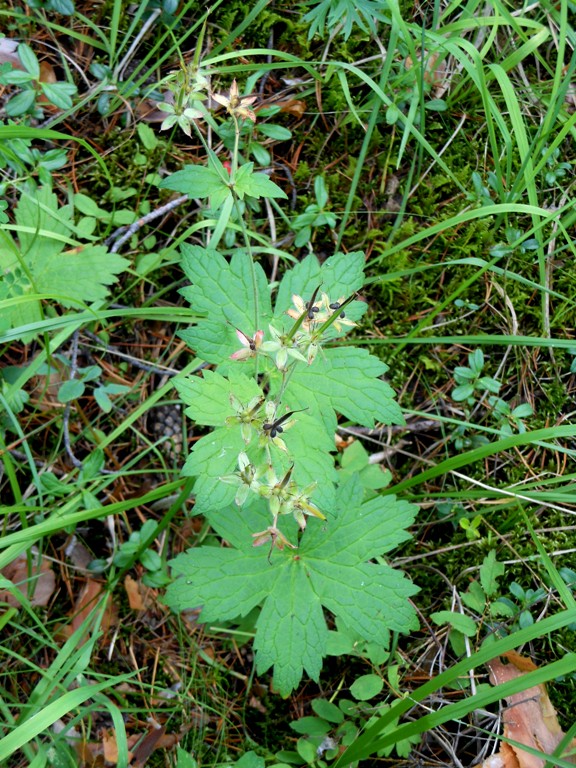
[[385, 423, 576, 495]]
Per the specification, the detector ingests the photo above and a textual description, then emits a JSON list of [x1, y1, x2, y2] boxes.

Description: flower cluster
[[230, 291, 356, 371], [230, 328, 263, 361], [221, 454, 325, 538], [225, 394, 265, 443], [287, 292, 356, 334], [158, 64, 208, 137], [224, 290, 356, 551]]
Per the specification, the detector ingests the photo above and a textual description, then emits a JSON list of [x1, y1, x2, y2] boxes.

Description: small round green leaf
[[93, 387, 112, 413], [290, 716, 330, 736], [296, 738, 318, 764], [58, 379, 85, 402], [311, 699, 344, 724], [451, 383, 474, 401], [140, 549, 162, 572], [349, 674, 384, 700]]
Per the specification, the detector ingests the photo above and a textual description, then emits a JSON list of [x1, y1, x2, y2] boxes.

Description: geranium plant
[[161, 77, 419, 696]]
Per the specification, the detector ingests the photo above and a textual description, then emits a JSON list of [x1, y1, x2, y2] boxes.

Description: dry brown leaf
[[39, 60, 56, 83], [102, 728, 136, 764], [0, 553, 56, 607], [124, 574, 145, 610], [480, 650, 576, 768], [130, 725, 167, 767], [276, 98, 307, 118], [124, 575, 157, 611], [56, 578, 118, 643], [405, 51, 447, 86], [64, 535, 94, 570], [249, 695, 267, 714]]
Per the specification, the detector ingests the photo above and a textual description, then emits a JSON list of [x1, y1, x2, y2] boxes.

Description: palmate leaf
[[0, 185, 129, 341], [275, 251, 365, 313], [165, 476, 418, 696], [284, 346, 405, 434], [182, 426, 248, 514], [274, 250, 367, 334], [174, 368, 262, 427], [159, 159, 229, 200], [178, 246, 273, 363], [233, 162, 287, 200]]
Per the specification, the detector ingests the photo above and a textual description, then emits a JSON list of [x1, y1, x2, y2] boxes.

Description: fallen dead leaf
[[276, 98, 307, 119], [480, 650, 576, 768], [0, 553, 56, 607], [55, 578, 118, 644], [124, 574, 157, 612], [405, 50, 448, 89], [64, 535, 94, 570]]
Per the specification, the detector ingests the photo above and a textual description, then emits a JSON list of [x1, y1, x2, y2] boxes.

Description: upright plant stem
[[230, 114, 261, 376]]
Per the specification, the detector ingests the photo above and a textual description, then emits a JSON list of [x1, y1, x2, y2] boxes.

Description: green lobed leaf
[[430, 611, 477, 637], [166, 504, 284, 614], [166, 475, 417, 695], [303, 475, 416, 561], [175, 368, 262, 427], [279, 410, 337, 511], [274, 251, 367, 329], [159, 164, 228, 199], [461, 581, 486, 612], [178, 245, 273, 362], [286, 347, 404, 434], [182, 427, 247, 514], [480, 550, 505, 597], [309, 560, 418, 640], [254, 564, 327, 694], [1, 187, 128, 341], [234, 162, 287, 200], [36, 244, 128, 304]]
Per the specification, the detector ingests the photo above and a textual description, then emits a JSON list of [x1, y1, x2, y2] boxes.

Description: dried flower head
[[212, 79, 257, 122]]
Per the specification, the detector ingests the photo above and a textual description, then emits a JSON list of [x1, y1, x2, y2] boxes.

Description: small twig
[[114, 9, 161, 82], [339, 419, 440, 438], [82, 330, 183, 376], [106, 195, 190, 252], [272, 160, 297, 209]]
